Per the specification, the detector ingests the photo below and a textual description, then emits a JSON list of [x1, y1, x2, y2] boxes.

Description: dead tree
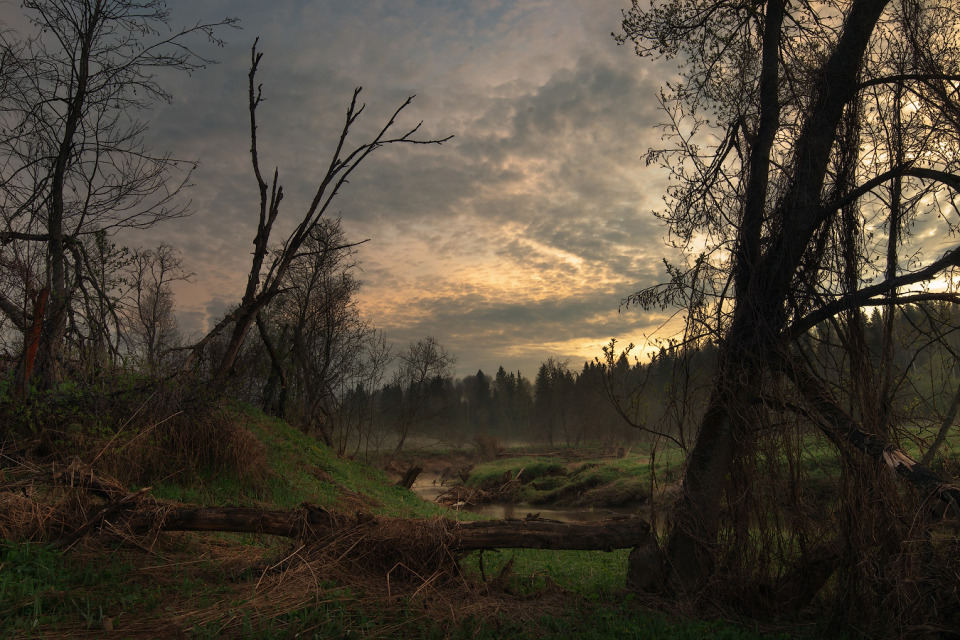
[[0, 0, 235, 388], [186, 40, 451, 379]]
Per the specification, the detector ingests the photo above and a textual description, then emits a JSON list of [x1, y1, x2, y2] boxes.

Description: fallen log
[[452, 516, 649, 551], [124, 505, 649, 551], [33, 467, 650, 551]]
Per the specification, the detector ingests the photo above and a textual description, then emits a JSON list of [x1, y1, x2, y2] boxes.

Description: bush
[[0, 375, 268, 491], [473, 434, 504, 462]]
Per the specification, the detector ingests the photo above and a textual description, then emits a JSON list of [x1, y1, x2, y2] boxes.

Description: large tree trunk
[[661, 389, 739, 592], [215, 310, 259, 378], [657, 0, 892, 595], [660, 315, 769, 593], [32, 12, 97, 389]]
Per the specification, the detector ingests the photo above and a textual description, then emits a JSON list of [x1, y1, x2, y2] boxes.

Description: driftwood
[[122, 505, 649, 551]]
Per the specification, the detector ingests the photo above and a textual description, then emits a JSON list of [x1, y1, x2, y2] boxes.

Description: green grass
[[145, 406, 451, 519], [465, 456, 568, 489], [462, 449, 687, 507], [1, 403, 814, 638], [0, 540, 165, 634], [0, 540, 801, 640], [0, 533, 795, 638], [460, 548, 631, 596], [521, 600, 797, 640]]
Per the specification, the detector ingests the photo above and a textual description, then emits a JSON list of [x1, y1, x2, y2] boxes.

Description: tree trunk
[[396, 464, 422, 489], [663, 390, 738, 592], [657, 0, 892, 596], [920, 377, 960, 467], [111, 506, 651, 551], [784, 358, 960, 517], [663, 333, 763, 593], [16, 287, 48, 397], [33, 11, 98, 389], [257, 316, 288, 418], [215, 311, 259, 379]]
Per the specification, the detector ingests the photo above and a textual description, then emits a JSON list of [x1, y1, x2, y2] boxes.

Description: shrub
[[473, 434, 504, 462]]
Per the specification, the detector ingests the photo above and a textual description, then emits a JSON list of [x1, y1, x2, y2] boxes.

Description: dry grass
[[38, 540, 574, 639], [0, 463, 101, 542], [97, 401, 269, 490], [0, 467, 581, 638], [1, 379, 268, 494]]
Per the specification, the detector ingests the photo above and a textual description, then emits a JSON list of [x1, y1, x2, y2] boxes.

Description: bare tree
[[339, 329, 393, 459], [70, 230, 129, 375], [122, 243, 192, 371], [619, 0, 960, 609], [265, 218, 368, 443], [390, 336, 456, 456], [187, 40, 452, 380], [0, 0, 236, 388]]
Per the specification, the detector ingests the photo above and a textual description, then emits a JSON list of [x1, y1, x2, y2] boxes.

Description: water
[[458, 502, 639, 522], [410, 472, 641, 523]]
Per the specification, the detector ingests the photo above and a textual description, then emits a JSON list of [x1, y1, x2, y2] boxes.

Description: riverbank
[[1, 409, 798, 638], [396, 445, 686, 520]]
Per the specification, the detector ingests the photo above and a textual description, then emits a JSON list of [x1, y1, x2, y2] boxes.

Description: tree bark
[[118, 506, 650, 551], [396, 464, 422, 489], [662, 0, 892, 595], [17, 287, 48, 397]]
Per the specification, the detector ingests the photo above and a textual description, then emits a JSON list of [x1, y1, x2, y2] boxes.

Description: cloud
[[107, 0, 683, 377]]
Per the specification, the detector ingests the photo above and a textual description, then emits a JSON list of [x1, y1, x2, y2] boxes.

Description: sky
[[4, 0, 685, 379]]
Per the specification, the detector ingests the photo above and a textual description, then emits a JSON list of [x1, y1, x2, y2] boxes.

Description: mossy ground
[[462, 448, 687, 508]]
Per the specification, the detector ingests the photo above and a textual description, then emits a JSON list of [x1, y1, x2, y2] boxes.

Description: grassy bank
[[460, 448, 687, 508], [1, 541, 796, 639], [1, 404, 801, 638]]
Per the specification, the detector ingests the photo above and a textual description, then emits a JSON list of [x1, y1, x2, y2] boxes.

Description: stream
[[410, 473, 640, 523]]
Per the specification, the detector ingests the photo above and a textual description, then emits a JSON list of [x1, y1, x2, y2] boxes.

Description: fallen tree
[[0, 463, 651, 552], [126, 504, 650, 551]]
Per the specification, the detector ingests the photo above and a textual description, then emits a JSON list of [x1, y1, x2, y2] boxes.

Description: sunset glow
[[59, 0, 683, 377]]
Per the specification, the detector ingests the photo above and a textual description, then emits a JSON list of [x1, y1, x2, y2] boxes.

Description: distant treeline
[[167, 298, 960, 460]]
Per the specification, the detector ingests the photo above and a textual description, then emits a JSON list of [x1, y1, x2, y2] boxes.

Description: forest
[[3, 0, 960, 638]]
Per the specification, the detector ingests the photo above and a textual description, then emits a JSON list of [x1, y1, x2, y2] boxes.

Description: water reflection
[[462, 502, 639, 523]]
